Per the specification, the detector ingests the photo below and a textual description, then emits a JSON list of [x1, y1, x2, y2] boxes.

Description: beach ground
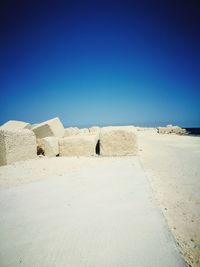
[[0, 156, 185, 267], [138, 131, 200, 267]]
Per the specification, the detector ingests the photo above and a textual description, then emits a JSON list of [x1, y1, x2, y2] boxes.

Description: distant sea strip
[[185, 128, 200, 136]]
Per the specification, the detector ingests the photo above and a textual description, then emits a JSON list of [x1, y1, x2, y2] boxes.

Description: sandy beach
[[0, 132, 199, 266], [138, 131, 200, 267]]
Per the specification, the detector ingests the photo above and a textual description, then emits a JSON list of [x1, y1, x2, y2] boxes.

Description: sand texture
[[138, 131, 200, 267]]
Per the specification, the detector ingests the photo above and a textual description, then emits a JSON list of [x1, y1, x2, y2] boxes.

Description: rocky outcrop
[[32, 117, 65, 139], [0, 129, 37, 166], [158, 125, 187, 135], [100, 126, 138, 156]]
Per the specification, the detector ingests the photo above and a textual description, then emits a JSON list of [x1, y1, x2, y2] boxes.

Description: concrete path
[[0, 157, 185, 267]]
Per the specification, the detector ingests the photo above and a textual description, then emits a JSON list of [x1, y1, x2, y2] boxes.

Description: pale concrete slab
[[0, 157, 185, 267]]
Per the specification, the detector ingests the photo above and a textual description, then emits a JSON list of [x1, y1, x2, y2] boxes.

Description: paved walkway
[[0, 157, 185, 267]]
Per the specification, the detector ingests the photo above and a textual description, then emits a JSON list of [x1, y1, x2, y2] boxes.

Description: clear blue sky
[[1, 0, 200, 127]]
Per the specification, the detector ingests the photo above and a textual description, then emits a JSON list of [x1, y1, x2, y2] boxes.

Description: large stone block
[[64, 127, 79, 137], [32, 117, 65, 139], [38, 137, 59, 157], [78, 128, 90, 135], [30, 123, 39, 129], [0, 120, 31, 130], [89, 126, 100, 136], [64, 127, 90, 137], [137, 127, 157, 131], [100, 126, 138, 156], [0, 129, 37, 166], [59, 135, 98, 156]]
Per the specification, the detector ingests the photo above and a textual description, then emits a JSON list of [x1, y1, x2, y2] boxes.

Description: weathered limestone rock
[[30, 123, 39, 129], [137, 127, 157, 131], [157, 127, 169, 134], [0, 129, 37, 166], [170, 126, 187, 135], [59, 135, 98, 156], [64, 127, 79, 137], [32, 117, 65, 139], [78, 128, 90, 135], [89, 126, 100, 136], [175, 127, 184, 134], [100, 126, 138, 156], [64, 128, 90, 136], [36, 139, 45, 155], [158, 125, 187, 135], [0, 120, 31, 130], [38, 137, 59, 157]]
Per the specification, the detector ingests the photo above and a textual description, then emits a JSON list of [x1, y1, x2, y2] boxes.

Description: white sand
[[138, 131, 200, 267], [0, 157, 185, 267]]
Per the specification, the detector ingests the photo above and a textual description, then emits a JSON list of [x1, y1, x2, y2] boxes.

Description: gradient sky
[[1, 0, 200, 127]]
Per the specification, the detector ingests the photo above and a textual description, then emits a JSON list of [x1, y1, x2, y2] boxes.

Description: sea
[[185, 128, 200, 136]]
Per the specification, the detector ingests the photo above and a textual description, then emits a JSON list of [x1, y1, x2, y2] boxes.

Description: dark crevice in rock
[[95, 140, 100, 155], [37, 146, 45, 156]]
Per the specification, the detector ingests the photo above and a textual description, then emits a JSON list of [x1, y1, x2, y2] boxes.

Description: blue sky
[[1, 0, 200, 127]]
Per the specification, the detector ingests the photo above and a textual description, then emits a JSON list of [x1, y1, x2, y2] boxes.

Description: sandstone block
[[0, 120, 31, 131], [78, 128, 90, 135], [0, 129, 37, 166], [32, 117, 65, 139], [39, 137, 59, 157], [137, 127, 157, 131], [100, 126, 138, 156], [64, 127, 79, 137], [30, 123, 39, 129], [59, 135, 98, 156], [89, 126, 100, 137]]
